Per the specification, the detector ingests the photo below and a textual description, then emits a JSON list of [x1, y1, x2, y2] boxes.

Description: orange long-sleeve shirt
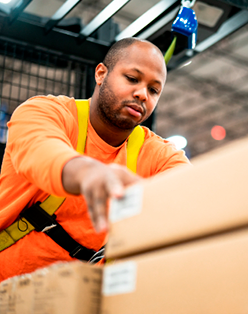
[[0, 95, 189, 281]]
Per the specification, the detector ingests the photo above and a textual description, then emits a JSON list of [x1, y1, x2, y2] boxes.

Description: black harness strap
[[20, 202, 103, 262]]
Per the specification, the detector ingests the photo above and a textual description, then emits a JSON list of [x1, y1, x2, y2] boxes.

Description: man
[[0, 37, 189, 281]]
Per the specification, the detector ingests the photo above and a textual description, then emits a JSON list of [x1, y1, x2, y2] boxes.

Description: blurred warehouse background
[[0, 0, 248, 163]]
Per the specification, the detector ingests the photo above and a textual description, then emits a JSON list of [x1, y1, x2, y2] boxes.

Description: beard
[[97, 76, 145, 130]]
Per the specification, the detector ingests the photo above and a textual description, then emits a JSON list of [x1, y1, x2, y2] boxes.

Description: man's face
[[97, 42, 167, 130]]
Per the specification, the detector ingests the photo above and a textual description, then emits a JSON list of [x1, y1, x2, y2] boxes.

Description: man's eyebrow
[[131, 68, 162, 86]]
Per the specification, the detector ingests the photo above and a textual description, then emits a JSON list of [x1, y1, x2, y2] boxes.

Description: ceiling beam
[[78, 0, 131, 44], [9, 0, 33, 24], [115, 0, 179, 41], [45, 0, 82, 34], [137, 6, 179, 40], [0, 4, 10, 15]]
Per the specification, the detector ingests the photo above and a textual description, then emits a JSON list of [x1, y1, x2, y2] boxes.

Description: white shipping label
[[102, 262, 137, 296], [109, 184, 143, 222]]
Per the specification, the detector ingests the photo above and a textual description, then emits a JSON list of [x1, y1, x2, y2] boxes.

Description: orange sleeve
[[151, 140, 190, 174], [137, 127, 191, 177], [6, 95, 80, 197]]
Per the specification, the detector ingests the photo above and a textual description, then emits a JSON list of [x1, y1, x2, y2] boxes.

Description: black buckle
[[20, 202, 57, 232]]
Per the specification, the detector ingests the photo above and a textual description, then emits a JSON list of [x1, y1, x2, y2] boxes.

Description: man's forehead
[[124, 41, 162, 56], [116, 44, 166, 83], [123, 42, 165, 66]]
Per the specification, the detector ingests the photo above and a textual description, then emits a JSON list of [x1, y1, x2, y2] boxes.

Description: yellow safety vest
[[0, 99, 145, 252]]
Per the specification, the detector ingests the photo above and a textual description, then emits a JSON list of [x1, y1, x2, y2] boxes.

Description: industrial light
[[211, 125, 226, 141], [166, 135, 188, 150], [180, 60, 192, 68]]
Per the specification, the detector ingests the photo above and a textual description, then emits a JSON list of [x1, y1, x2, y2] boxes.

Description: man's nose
[[133, 86, 148, 102]]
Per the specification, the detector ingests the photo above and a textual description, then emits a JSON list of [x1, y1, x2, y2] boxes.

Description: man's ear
[[95, 63, 108, 86]]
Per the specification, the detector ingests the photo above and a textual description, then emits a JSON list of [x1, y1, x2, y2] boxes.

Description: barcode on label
[[102, 262, 137, 296], [109, 184, 143, 222]]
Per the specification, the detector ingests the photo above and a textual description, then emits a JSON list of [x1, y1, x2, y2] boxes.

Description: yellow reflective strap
[[41, 99, 89, 216], [126, 125, 145, 173], [40, 195, 66, 216], [6, 218, 35, 240], [0, 230, 15, 251], [75, 99, 89, 154], [0, 218, 35, 251]]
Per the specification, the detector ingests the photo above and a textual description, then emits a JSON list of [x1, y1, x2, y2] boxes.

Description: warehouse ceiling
[[156, 24, 248, 158], [0, 0, 247, 158]]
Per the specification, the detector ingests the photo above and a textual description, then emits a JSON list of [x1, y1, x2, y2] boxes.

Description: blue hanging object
[[171, 2, 198, 49]]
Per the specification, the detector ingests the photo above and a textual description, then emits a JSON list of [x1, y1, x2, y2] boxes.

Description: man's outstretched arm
[[62, 156, 141, 233]]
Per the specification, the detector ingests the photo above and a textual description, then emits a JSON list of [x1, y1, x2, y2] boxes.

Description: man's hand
[[62, 156, 141, 232]]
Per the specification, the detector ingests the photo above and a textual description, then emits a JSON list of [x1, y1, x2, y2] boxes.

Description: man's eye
[[126, 76, 138, 83], [149, 87, 159, 95]]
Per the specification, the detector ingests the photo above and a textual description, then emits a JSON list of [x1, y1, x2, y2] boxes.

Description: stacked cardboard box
[[102, 228, 248, 314], [101, 136, 248, 313]]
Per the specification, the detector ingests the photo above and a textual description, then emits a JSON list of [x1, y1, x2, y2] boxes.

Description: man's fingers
[[79, 161, 142, 233], [84, 190, 95, 227], [92, 189, 108, 233], [84, 184, 108, 233], [108, 164, 141, 198], [107, 178, 124, 199]]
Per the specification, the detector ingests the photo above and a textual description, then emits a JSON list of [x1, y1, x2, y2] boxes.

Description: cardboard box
[[102, 228, 248, 314], [0, 278, 15, 314], [106, 136, 248, 259], [1, 261, 102, 314], [32, 267, 52, 314], [32, 261, 102, 314], [14, 274, 34, 314]]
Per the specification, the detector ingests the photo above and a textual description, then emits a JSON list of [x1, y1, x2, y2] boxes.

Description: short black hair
[[103, 37, 148, 72]]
